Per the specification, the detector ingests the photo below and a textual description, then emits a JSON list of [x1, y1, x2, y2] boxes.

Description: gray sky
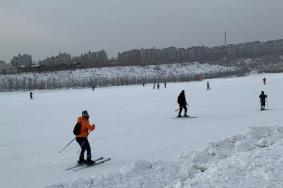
[[0, 0, 283, 62]]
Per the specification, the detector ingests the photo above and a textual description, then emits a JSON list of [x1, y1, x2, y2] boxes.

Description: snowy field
[[0, 73, 283, 187]]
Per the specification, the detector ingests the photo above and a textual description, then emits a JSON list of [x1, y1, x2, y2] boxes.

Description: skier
[[259, 91, 268, 111], [157, 83, 160, 89], [76, 110, 96, 165], [164, 82, 167, 88], [30, 92, 33, 99], [263, 77, 267, 85], [153, 83, 155, 89], [207, 81, 210, 90], [177, 90, 188, 117]]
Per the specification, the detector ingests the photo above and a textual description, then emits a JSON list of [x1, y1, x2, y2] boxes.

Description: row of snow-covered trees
[[0, 69, 244, 91]]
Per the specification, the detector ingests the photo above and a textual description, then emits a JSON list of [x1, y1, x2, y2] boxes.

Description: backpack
[[73, 122, 81, 135]]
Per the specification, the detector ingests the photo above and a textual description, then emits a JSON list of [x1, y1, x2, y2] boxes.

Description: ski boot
[[177, 114, 182, 118], [77, 158, 87, 165], [86, 158, 95, 165], [183, 113, 189, 117]]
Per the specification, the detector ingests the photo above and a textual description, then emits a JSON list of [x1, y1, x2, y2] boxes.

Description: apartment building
[[39, 53, 72, 66], [0, 60, 16, 73], [264, 39, 283, 55], [236, 41, 263, 58], [96, 50, 108, 62], [160, 47, 180, 62], [118, 49, 141, 64], [11, 54, 32, 67], [187, 46, 209, 61], [141, 47, 160, 64]]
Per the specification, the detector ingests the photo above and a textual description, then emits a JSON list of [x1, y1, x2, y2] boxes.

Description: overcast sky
[[0, 0, 283, 62]]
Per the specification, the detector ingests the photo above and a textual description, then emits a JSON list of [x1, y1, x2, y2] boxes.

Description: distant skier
[[92, 86, 95, 91], [164, 82, 167, 88], [30, 92, 33, 99], [207, 81, 210, 90], [177, 90, 188, 117], [142, 83, 145, 87], [259, 91, 268, 111], [263, 77, 267, 85], [75, 110, 96, 165], [157, 83, 160, 89]]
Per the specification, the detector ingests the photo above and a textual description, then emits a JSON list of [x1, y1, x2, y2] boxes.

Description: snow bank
[[46, 126, 283, 188]]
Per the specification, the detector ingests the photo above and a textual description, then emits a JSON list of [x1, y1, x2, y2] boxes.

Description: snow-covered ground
[[0, 73, 282, 188], [47, 127, 283, 188]]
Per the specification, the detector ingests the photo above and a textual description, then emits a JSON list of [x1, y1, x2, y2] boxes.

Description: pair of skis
[[171, 116, 198, 119], [66, 157, 111, 171]]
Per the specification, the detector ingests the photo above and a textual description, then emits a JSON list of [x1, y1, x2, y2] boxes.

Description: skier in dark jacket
[[263, 77, 267, 85], [207, 82, 210, 90], [177, 90, 188, 117], [259, 91, 268, 110]]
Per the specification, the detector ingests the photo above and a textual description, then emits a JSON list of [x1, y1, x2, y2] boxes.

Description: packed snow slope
[[0, 73, 282, 187]]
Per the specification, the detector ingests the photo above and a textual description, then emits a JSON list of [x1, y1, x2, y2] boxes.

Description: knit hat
[[82, 110, 89, 117]]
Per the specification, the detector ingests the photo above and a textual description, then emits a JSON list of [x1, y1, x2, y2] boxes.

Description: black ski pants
[[179, 104, 187, 115], [76, 137, 92, 160], [261, 101, 266, 110]]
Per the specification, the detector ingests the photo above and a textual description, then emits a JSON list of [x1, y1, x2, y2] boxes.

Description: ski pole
[[59, 137, 76, 154]]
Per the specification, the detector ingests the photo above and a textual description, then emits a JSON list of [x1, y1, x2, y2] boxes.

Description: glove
[[92, 124, 96, 129]]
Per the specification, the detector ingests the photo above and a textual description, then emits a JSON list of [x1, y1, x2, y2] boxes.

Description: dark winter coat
[[178, 93, 187, 106], [259, 93, 267, 103]]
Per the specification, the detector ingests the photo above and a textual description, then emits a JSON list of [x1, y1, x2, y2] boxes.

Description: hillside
[[0, 62, 237, 91]]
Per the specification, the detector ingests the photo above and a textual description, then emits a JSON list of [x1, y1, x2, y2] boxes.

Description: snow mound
[[46, 127, 283, 188]]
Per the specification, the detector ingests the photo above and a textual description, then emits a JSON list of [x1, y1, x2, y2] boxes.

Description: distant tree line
[[0, 66, 244, 91]]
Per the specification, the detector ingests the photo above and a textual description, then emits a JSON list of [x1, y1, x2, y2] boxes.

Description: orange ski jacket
[[76, 117, 95, 138]]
